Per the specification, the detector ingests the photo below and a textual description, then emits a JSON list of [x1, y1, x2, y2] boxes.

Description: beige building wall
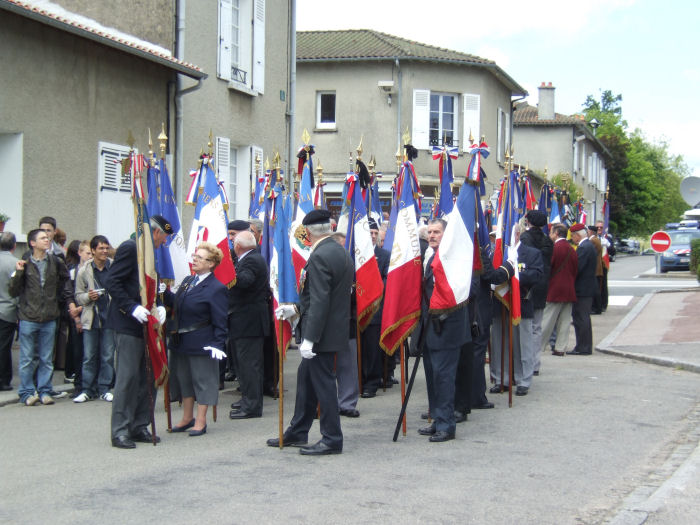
[[0, 12, 174, 242]]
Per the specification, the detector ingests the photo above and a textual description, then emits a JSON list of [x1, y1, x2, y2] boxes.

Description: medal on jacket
[[299, 267, 307, 292]]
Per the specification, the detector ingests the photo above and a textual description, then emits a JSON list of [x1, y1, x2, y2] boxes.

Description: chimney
[[537, 81, 555, 120]]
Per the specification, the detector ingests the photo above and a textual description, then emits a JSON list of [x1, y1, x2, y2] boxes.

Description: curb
[[0, 383, 75, 409]]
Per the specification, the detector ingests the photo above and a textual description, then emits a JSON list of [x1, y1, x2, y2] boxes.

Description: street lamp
[[589, 118, 600, 136]]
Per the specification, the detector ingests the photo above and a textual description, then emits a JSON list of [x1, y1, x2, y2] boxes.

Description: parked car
[[615, 238, 641, 255], [659, 230, 700, 273]]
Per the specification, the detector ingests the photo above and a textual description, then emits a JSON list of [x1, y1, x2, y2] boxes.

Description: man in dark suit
[[359, 218, 390, 399], [269, 209, 353, 455], [489, 223, 543, 396], [540, 223, 578, 356], [229, 231, 270, 419], [105, 215, 170, 449], [568, 223, 597, 355], [416, 219, 470, 442]]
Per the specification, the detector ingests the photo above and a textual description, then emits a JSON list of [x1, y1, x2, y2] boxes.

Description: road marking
[[609, 280, 698, 288], [608, 295, 633, 306]]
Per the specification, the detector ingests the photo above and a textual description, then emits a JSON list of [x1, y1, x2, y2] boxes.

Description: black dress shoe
[[131, 430, 161, 443], [454, 411, 468, 423], [263, 386, 278, 398], [0, 384, 12, 391], [552, 350, 565, 356], [489, 385, 508, 394], [299, 441, 342, 456], [171, 419, 195, 433], [230, 402, 242, 410], [229, 410, 261, 419], [421, 411, 430, 420], [418, 424, 436, 436], [566, 350, 592, 355], [360, 390, 376, 398], [339, 408, 360, 418], [189, 425, 207, 436], [515, 386, 529, 396], [533, 370, 539, 376], [266, 434, 308, 448], [474, 402, 495, 409], [224, 372, 237, 382], [112, 435, 136, 449], [429, 431, 455, 442]]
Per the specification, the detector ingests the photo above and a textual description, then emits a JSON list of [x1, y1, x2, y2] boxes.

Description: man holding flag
[[106, 213, 170, 449]]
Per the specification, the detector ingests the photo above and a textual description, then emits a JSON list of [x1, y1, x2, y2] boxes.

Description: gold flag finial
[[395, 145, 402, 171], [126, 130, 136, 150], [148, 128, 153, 159], [368, 154, 376, 173], [317, 159, 324, 180], [158, 123, 168, 159], [544, 166, 548, 181], [207, 129, 214, 157], [469, 129, 474, 144], [301, 128, 310, 145], [356, 135, 364, 160], [402, 126, 411, 146], [264, 156, 270, 171]]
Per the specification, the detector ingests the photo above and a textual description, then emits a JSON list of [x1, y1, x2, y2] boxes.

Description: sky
[[297, 0, 700, 179]]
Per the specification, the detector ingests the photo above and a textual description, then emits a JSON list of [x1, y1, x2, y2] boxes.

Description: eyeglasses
[[192, 254, 213, 262]]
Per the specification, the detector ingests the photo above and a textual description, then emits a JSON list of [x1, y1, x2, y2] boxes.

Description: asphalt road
[[608, 255, 698, 298], [1, 297, 699, 525]]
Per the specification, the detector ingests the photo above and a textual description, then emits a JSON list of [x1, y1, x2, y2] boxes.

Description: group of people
[[0, 207, 613, 454]]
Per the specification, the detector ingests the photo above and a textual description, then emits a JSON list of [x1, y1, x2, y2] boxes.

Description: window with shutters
[[316, 91, 336, 130], [429, 93, 458, 148], [218, 0, 265, 95], [462, 94, 480, 152], [0, 133, 23, 234], [97, 142, 133, 245], [497, 108, 510, 163]]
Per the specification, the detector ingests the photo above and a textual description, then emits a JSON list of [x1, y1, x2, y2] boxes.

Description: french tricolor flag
[[289, 153, 315, 289], [186, 159, 236, 287], [429, 180, 477, 312], [380, 162, 422, 355], [345, 173, 384, 330]]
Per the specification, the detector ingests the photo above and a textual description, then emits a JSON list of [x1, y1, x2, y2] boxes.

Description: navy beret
[[228, 220, 250, 231], [302, 209, 331, 226]]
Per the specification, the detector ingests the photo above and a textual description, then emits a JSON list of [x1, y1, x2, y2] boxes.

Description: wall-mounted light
[[387, 94, 392, 106]]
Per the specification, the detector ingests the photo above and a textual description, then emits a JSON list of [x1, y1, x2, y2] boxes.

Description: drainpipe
[[288, 0, 296, 190], [395, 58, 401, 155], [174, 0, 204, 209]]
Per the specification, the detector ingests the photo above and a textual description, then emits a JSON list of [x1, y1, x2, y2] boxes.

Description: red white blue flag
[[429, 178, 477, 312], [186, 158, 236, 287], [432, 145, 458, 218], [344, 173, 384, 331], [380, 162, 422, 355], [290, 149, 315, 290], [467, 141, 490, 183]]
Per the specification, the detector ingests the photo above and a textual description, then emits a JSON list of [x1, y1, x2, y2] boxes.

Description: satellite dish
[[680, 176, 700, 207]]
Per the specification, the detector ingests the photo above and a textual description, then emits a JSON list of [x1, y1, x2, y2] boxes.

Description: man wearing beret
[[105, 215, 170, 448], [568, 223, 597, 355], [519, 210, 553, 375], [270, 209, 354, 455]]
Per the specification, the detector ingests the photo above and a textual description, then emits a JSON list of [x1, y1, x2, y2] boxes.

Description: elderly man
[[229, 231, 270, 419], [0, 232, 19, 391], [568, 223, 597, 355], [270, 209, 353, 455], [105, 215, 170, 449], [9, 229, 76, 405]]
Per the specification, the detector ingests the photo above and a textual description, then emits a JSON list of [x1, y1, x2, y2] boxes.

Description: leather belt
[[175, 320, 210, 334]]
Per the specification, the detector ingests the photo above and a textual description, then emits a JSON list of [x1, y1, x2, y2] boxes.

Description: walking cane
[[500, 304, 506, 392], [356, 318, 363, 393], [278, 319, 285, 449], [508, 317, 513, 408], [143, 326, 157, 446], [393, 352, 420, 442], [164, 377, 172, 432]]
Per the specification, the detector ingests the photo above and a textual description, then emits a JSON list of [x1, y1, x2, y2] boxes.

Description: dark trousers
[[287, 352, 342, 449], [361, 323, 382, 393], [234, 336, 264, 416], [592, 276, 603, 314], [454, 341, 474, 414], [263, 334, 276, 391], [572, 296, 593, 354], [601, 267, 609, 310], [65, 319, 83, 384], [0, 318, 16, 386], [423, 344, 459, 435], [471, 327, 491, 406], [111, 332, 156, 439]]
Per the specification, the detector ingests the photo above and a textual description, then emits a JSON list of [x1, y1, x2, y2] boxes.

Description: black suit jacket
[[516, 242, 544, 319], [520, 228, 553, 310], [574, 239, 598, 297], [105, 239, 144, 338], [368, 245, 390, 327], [228, 250, 270, 338], [298, 236, 353, 352], [170, 274, 228, 354], [415, 253, 470, 351]]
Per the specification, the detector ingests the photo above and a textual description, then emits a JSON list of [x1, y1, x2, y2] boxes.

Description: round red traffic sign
[[649, 231, 672, 253]]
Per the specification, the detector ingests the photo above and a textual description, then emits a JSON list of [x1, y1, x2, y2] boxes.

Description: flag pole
[[278, 319, 284, 449]]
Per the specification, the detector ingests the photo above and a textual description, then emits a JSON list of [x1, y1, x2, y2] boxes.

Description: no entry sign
[[649, 231, 672, 253]]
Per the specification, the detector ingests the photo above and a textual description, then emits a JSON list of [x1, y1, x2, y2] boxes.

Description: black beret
[[587, 225, 598, 232], [525, 210, 547, 228], [368, 218, 379, 230], [150, 214, 173, 234], [228, 220, 250, 231], [302, 209, 331, 226]]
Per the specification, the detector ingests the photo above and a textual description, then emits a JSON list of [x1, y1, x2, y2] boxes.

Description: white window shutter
[[462, 94, 480, 152], [216, 136, 231, 182], [252, 0, 265, 93], [218, 0, 233, 81], [250, 145, 263, 216], [505, 110, 510, 153], [412, 89, 430, 150]]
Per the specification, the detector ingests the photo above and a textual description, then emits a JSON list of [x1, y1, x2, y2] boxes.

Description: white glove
[[275, 304, 298, 320], [131, 305, 150, 324], [204, 346, 227, 360], [299, 339, 316, 359], [158, 282, 167, 294], [156, 306, 166, 325]]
